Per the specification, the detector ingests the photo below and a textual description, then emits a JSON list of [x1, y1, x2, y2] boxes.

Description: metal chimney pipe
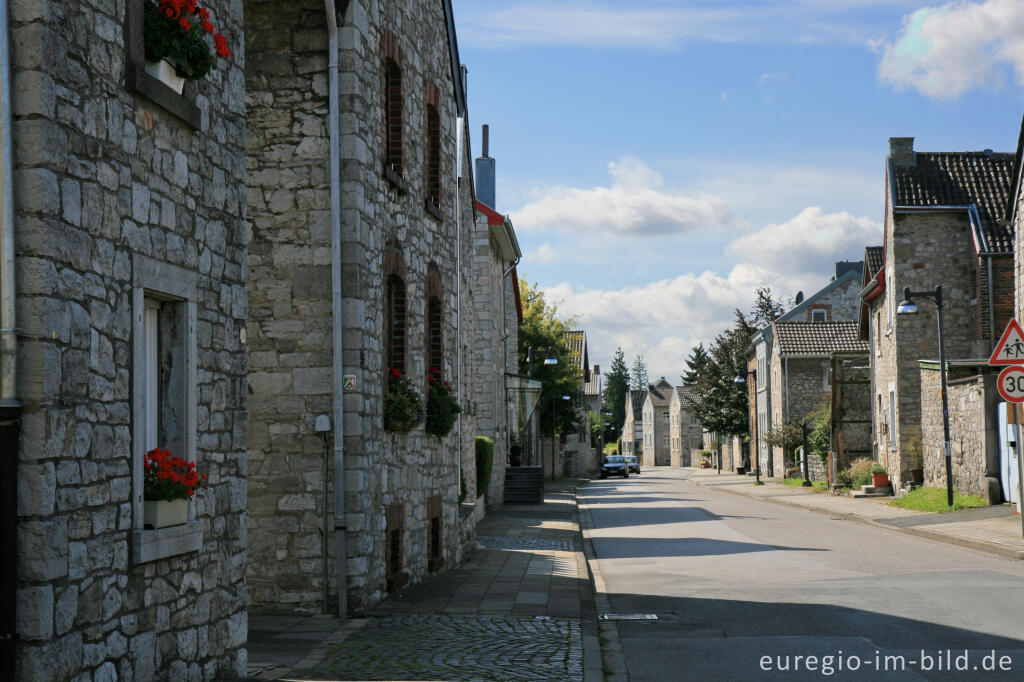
[[482, 124, 489, 158]]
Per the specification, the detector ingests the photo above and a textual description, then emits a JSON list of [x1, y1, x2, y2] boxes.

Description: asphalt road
[[581, 468, 1024, 681]]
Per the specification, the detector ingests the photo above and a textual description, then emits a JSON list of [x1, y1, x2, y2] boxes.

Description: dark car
[[625, 455, 640, 475], [600, 455, 629, 479]]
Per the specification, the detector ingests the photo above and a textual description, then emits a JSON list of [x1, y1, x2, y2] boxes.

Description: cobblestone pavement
[[478, 535, 576, 552], [286, 614, 582, 681]]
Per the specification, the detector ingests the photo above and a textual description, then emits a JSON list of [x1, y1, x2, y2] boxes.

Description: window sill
[[424, 199, 444, 222], [384, 166, 407, 194], [132, 521, 203, 564], [125, 62, 201, 129]]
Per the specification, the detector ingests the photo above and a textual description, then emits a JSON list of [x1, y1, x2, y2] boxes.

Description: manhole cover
[[599, 613, 658, 621]]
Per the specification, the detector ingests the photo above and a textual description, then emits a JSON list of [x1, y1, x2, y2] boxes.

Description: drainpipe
[[0, 0, 15, 409], [456, 116, 463, 499], [984, 254, 996, 353], [324, 0, 347, 620]]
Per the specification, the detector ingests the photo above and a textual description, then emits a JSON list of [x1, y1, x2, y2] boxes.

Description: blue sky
[[452, 0, 1024, 382]]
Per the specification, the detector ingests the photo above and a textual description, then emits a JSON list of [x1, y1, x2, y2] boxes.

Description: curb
[[575, 479, 630, 681], [689, 475, 1024, 561]]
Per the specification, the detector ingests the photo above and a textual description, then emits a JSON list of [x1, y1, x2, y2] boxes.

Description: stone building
[[641, 378, 673, 467], [622, 389, 645, 457], [861, 137, 1014, 491], [748, 262, 862, 477], [562, 331, 592, 476], [245, 0, 481, 616], [472, 129, 522, 509], [669, 386, 701, 466], [769, 322, 867, 479], [6, 1, 248, 678]]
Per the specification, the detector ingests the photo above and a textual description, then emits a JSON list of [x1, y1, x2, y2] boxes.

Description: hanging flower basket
[[384, 368, 423, 431], [425, 367, 460, 438], [143, 0, 232, 86]]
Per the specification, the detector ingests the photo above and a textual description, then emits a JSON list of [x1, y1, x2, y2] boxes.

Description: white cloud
[[533, 242, 557, 264], [512, 157, 741, 236], [878, 0, 1024, 99], [726, 207, 880, 280], [541, 206, 880, 380]]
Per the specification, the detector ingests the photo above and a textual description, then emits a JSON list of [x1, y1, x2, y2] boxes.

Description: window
[[424, 83, 442, 219], [425, 264, 443, 375], [887, 386, 897, 445], [383, 245, 407, 376], [811, 308, 827, 322], [131, 255, 200, 563], [382, 31, 404, 187], [822, 363, 831, 390], [662, 411, 669, 422], [125, 2, 200, 128]]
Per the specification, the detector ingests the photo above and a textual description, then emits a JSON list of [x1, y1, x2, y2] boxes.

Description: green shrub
[[475, 437, 494, 499], [807, 400, 830, 464], [835, 468, 853, 488], [869, 463, 887, 475], [848, 457, 873, 487]]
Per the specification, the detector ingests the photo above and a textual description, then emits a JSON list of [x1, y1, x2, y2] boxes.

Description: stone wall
[[919, 367, 1001, 502], [798, 275, 862, 322], [13, 1, 248, 678], [875, 208, 976, 490], [245, 0, 476, 615]]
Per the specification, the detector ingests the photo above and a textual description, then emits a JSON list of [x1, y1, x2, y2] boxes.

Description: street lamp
[[735, 370, 761, 484], [897, 285, 953, 507]]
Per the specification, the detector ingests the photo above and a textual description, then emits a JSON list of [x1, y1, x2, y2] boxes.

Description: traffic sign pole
[[1017, 404, 1024, 537]]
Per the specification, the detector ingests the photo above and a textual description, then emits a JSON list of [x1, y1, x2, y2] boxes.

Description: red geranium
[[144, 448, 207, 502], [144, 0, 231, 81]]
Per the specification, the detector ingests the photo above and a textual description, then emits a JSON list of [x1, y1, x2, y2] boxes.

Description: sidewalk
[[246, 477, 601, 681], [688, 468, 1024, 560]]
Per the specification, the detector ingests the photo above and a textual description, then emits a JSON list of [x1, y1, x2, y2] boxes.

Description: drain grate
[[599, 613, 658, 621]]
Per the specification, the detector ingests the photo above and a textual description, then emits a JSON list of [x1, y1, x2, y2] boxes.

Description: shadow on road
[[592, 536, 828, 558]]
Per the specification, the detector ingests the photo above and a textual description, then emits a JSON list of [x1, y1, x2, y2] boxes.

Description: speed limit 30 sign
[[997, 366, 1024, 403]]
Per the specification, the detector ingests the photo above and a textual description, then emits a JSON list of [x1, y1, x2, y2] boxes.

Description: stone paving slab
[[282, 614, 582, 682]]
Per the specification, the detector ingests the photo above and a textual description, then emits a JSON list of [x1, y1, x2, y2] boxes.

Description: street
[[581, 469, 1024, 681]]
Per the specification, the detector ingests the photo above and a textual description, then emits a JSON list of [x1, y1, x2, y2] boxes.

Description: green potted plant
[[143, 447, 206, 529], [700, 449, 712, 468], [384, 368, 423, 431], [144, 0, 232, 93], [869, 462, 890, 489], [425, 367, 460, 438]]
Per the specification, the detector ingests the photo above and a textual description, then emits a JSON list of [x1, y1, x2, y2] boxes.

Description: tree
[[604, 347, 630, 442], [630, 353, 649, 391], [681, 343, 710, 387], [750, 286, 787, 328], [517, 279, 584, 436], [685, 310, 755, 439]]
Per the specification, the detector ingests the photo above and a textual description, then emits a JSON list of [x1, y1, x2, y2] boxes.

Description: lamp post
[[735, 370, 761, 484], [897, 285, 953, 507], [799, 421, 812, 487]]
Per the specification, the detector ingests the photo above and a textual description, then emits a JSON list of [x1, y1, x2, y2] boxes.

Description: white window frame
[[811, 308, 827, 322], [887, 383, 897, 446], [131, 255, 201, 564]]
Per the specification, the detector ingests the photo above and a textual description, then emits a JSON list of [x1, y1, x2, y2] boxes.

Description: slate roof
[[629, 389, 646, 418], [890, 151, 1015, 252], [646, 378, 673, 405], [864, 246, 884, 279], [773, 321, 867, 357], [675, 385, 699, 407]]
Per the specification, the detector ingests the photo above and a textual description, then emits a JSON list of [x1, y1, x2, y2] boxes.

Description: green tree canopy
[[685, 310, 754, 438], [750, 286, 787, 329], [630, 353, 649, 391], [517, 279, 585, 436], [682, 343, 710, 387], [604, 347, 629, 442]]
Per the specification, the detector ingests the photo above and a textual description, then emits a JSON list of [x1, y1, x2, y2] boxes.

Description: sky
[[452, 0, 1024, 383]]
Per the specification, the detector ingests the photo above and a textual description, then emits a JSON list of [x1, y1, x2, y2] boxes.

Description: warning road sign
[[989, 319, 1024, 366], [998, 366, 1024, 403]]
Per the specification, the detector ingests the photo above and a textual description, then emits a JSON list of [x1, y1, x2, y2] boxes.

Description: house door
[[998, 402, 1020, 504]]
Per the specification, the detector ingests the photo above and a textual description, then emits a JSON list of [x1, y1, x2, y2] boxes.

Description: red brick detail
[[807, 303, 832, 322], [381, 31, 404, 177]]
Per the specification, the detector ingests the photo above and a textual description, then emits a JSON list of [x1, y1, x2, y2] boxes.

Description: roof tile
[[774, 321, 867, 356]]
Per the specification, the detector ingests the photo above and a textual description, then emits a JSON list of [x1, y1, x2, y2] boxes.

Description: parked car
[[624, 455, 640, 475], [600, 455, 629, 479]]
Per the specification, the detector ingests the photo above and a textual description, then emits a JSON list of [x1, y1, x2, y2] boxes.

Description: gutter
[[858, 279, 878, 300], [0, 0, 15, 408], [325, 0, 347, 620]]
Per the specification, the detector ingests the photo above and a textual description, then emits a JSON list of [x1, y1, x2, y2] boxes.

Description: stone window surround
[[131, 254, 202, 564], [382, 30, 405, 191], [125, 0, 202, 129]]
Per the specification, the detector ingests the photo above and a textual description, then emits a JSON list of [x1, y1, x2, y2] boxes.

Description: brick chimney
[[889, 137, 916, 167]]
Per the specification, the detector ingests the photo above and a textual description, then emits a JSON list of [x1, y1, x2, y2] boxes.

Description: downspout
[[324, 0, 347, 620], [456, 116, 463, 497], [985, 254, 996, 353], [0, 0, 15, 408]]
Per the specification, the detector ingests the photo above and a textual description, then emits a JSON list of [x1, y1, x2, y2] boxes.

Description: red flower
[[198, 7, 210, 20], [178, 16, 190, 30], [390, 368, 402, 379], [202, 20, 214, 34], [213, 33, 231, 58]]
